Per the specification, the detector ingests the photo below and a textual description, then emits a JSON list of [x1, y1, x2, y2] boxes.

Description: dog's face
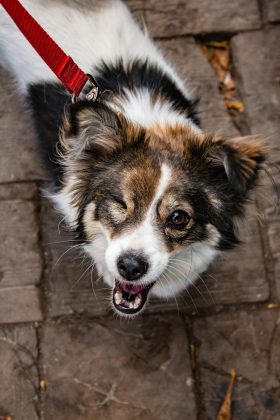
[[57, 102, 265, 316]]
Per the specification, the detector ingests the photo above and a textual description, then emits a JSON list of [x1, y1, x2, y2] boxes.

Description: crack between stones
[[34, 324, 45, 420], [267, 317, 279, 376], [34, 183, 49, 320], [183, 315, 205, 420]]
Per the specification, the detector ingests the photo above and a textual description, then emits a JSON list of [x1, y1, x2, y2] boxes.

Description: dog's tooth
[[129, 301, 134, 309], [114, 291, 122, 305], [134, 295, 142, 309]]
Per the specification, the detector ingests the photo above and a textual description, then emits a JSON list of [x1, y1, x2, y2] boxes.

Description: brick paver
[[193, 309, 280, 419], [231, 28, 280, 302], [144, 0, 261, 37], [261, 0, 280, 23], [0, 68, 47, 183], [0, 196, 43, 323], [41, 316, 196, 420], [0, 0, 279, 419], [157, 38, 239, 136]]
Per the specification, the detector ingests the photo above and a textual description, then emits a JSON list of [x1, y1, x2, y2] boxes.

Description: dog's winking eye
[[168, 210, 190, 228], [112, 196, 127, 210]]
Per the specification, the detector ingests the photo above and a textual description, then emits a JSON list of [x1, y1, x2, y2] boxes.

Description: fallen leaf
[[267, 303, 280, 309], [224, 100, 245, 113], [199, 41, 244, 113], [223, 72, 235, 91], [216, 368, 236, 420], [190, 343, 196, 370], [39, 379, 46, 390], [205, 41, 229, 49]]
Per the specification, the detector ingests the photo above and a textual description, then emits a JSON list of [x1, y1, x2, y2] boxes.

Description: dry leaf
[[216, 368, 236, 420], [205, 41, 229, 49], [39, 379, 46, 390], [200, 41, 245, 113], [223, 72, 235, 91], [267, 303, 280, 309], [224, 100, 245, 113], [190, 343, 196, 370]]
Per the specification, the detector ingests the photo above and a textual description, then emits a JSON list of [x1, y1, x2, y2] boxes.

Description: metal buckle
[[71, 74, 100, 104]]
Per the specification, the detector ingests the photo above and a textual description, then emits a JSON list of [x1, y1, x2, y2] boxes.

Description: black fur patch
[[95, 59, 200, 127], [28, 83, 70, 185]]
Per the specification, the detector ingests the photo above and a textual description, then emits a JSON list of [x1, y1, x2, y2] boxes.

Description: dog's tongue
[[115, 280, 143, 295]]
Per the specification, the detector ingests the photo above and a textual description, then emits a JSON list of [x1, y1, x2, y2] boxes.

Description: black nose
[[117, 253, 149, 281]]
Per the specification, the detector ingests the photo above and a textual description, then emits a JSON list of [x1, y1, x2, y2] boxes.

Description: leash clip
[[72, 74, 100, 104]]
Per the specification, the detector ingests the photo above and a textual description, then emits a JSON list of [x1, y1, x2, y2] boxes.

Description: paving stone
[[231, 28, 280, 150], [0, 182, 38, 200], [0, 199, 43, 323], [0, 67, 47, 183], [0, 200, 42, 288], [41, 315, 196, 420], [144, 0, 261, 38], [0, 286, 43, 323], [261, 0, 280, 23], [193, 309, 280, 419], [231, 28, 280, 300], [0, 324, 39, 419], [157, 38, 239, 136]]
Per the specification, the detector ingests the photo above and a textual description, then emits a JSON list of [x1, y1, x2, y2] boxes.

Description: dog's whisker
[[161, 272, 180, 314], [57, 215, 67, 234], [164, 267, 199, 314], [166, 263, 210, 306], [90, 263, 97, 298], [69, 263, 93, 291], [167, 259, 215, 305], [44, 239, 89, 246], [52, 244, 82, 270]]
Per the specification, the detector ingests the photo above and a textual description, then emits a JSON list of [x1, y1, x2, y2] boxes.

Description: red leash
[[0, 0, 99, 101]]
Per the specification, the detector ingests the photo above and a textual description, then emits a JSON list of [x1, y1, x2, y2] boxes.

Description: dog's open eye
[[168, 210, 190, 228]]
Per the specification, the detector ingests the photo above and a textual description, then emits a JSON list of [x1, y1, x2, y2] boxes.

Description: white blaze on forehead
[[105, 163, 172, 283], [146, 162, 172, 220]]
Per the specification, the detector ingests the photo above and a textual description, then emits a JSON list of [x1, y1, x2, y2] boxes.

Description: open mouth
[[112, 280, 155, 315]]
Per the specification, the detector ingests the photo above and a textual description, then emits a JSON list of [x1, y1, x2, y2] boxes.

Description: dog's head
[[56, 102, 265, 316]]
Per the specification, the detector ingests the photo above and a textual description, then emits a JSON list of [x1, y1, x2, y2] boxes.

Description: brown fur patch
[[147, 123, 199, 154]]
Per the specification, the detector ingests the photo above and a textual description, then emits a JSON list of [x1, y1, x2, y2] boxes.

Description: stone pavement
[[0, 0, 279, 419]]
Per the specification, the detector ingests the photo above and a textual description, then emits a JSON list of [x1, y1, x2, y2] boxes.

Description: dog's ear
[[188, 135, 266, 195], [218, 137, 265, 194], [63, 102, 126, 157]]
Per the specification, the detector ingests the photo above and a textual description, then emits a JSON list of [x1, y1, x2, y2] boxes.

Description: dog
[[0, 0, 265, 317]]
